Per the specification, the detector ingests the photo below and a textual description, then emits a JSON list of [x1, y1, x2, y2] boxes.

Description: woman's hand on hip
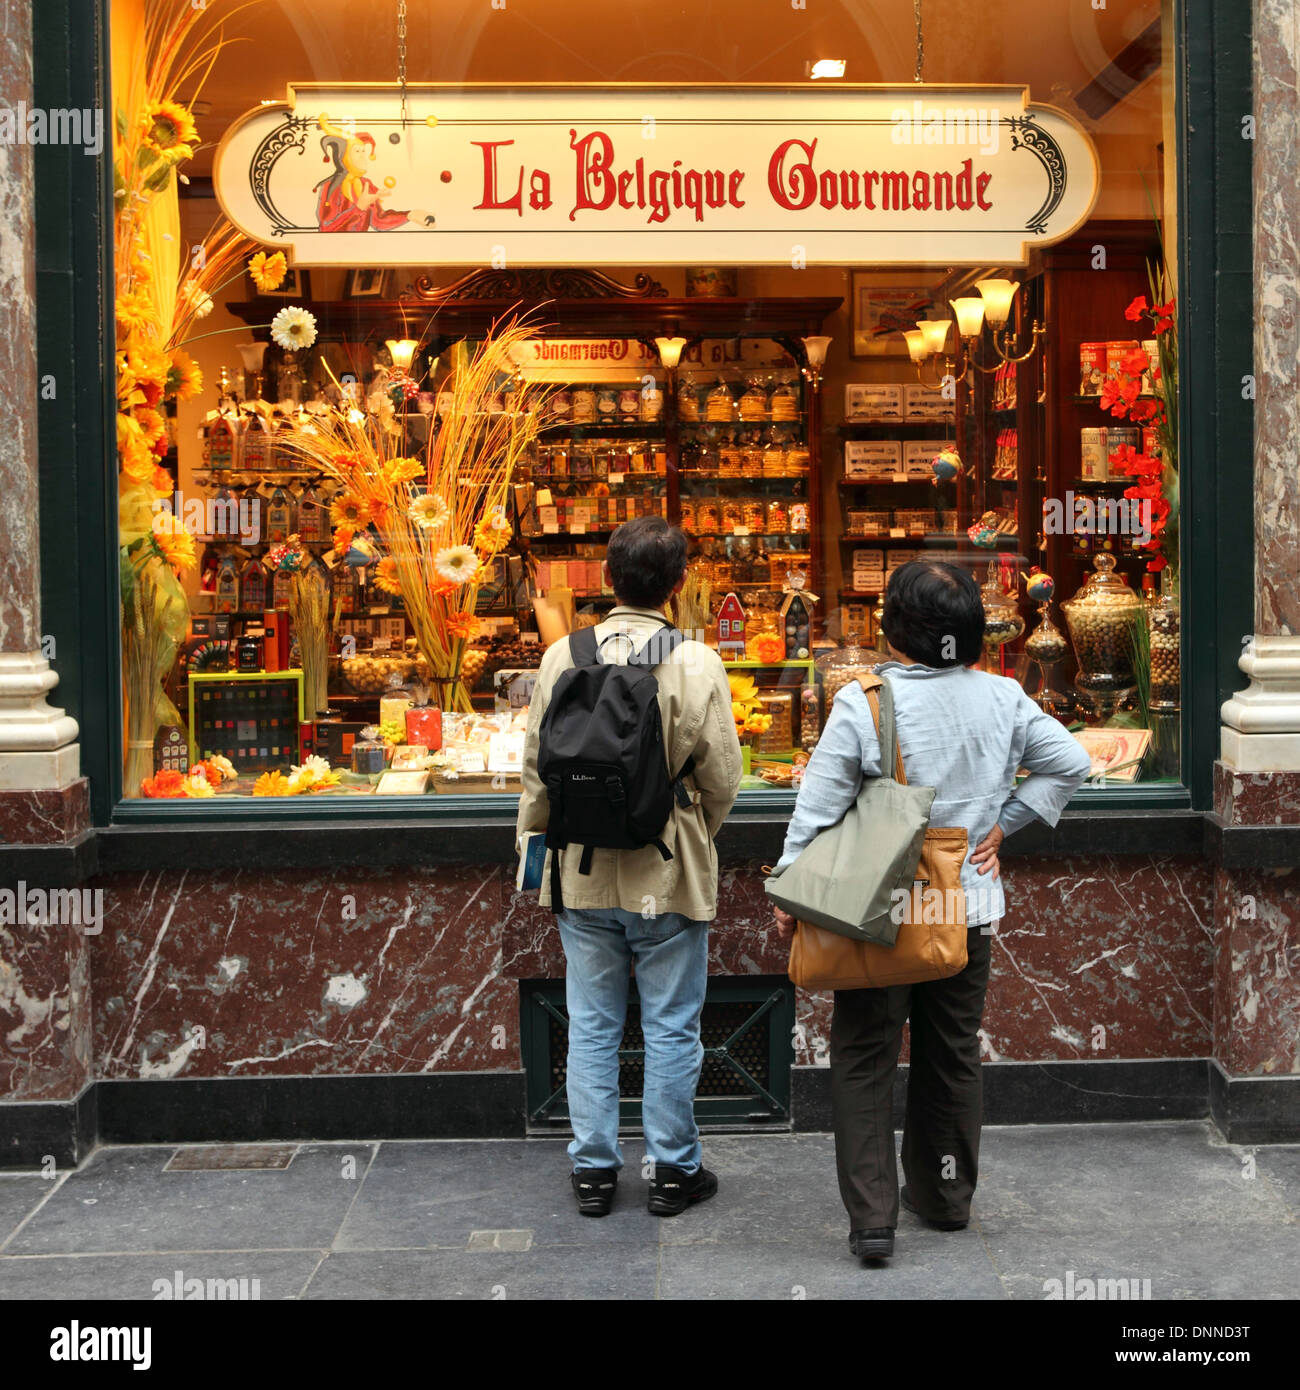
[[970, 824, 1005, 879], [773, 907, 796, 942]]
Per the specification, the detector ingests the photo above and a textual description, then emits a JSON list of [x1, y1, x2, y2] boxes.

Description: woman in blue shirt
[[772, 560, 1092, 1262]]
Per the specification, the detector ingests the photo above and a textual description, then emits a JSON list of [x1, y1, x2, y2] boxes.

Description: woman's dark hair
[[605, 517, 688, 608], [881, 560, 985, 668]]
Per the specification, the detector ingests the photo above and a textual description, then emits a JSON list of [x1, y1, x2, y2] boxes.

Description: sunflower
[[167, 349, 203, 402], [252, 771, 293, 797], [151, 513, 197, 572], [248, 251, 287, 294], [445, 609, 479, 640], [143, 100, 198, 156], [116, 290, 157, 339], [330, 492, 371, 529], [432, 545, 480, 586], [374, 556, 402, 596], [270, 306, 317, 352], [384, 456, 424, 484], [408, 493, 450, 530]]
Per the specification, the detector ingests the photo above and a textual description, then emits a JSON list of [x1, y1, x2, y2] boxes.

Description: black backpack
[[537, 619, 694, 912]]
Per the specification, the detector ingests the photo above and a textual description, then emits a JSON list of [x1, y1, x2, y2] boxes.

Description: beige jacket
[[516, 606, 743, 920]]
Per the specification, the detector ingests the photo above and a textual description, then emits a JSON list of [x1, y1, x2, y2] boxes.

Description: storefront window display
[[111, 0, 1181, 804]]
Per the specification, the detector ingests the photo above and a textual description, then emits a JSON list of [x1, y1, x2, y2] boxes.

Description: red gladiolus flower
[[1129, 399, 1159, 423], [1147, 555, 1168, 573], [1151, 299, 1176, 334], [1100, 377, 1128, 413], [1121, 348, 1150, 378], [1125, 296, 1149, 322]]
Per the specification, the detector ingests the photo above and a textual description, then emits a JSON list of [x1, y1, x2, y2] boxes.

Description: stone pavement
[[0, 1121, 1295, 1300]]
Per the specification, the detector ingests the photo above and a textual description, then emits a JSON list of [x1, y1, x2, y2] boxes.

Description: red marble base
[[1214, 760, 1300, 825], [0, 779, 90, 845]]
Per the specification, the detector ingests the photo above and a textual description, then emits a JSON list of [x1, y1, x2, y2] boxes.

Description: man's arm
[[691, 654, 744, 837]]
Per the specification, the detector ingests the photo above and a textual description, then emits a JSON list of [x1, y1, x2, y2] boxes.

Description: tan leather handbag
[[787, 674, 970, 991]]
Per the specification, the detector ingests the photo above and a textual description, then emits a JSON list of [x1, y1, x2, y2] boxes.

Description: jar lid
[[1065, 553, 1141, 608]]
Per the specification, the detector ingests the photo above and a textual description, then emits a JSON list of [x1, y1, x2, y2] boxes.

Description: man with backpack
[[517, 517, 743, 1218]]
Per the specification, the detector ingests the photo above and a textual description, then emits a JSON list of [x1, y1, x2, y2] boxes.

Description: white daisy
[[409, 494, 450, 530], [290, 754, 333, 781], [271, 306, 318, 352], [433, 544, 479, 585]]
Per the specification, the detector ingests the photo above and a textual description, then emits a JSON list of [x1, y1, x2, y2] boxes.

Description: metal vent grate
[[522, 976, 794, 1127]]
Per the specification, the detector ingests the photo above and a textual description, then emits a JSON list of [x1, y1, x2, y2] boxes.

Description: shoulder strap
[[568, 627, 600, 667], [855, 673, 907, 784], [627, 625, 685, 670]]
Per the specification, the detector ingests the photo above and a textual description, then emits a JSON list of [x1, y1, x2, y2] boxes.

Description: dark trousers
[[829, 926, 993, 1231]]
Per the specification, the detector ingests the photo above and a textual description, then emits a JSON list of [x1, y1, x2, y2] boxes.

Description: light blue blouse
[[774, 662, 1093, 925]]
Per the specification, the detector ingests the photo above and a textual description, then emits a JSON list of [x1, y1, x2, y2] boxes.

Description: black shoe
[[647, 1165, 718, 1216], [901, 1185, 968, 1231], [571, 1168, 618, 1217], [849, 1227, 895, 1260]]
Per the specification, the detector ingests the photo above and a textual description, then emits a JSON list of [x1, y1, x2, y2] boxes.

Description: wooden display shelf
[[539, 422, 666, 437], [838, 418, 955, 431], [838, 476, 938, 487], [839, 586, 882, 598]]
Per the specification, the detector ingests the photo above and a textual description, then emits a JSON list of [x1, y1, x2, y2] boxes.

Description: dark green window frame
[[33, 0, 1251, 827]]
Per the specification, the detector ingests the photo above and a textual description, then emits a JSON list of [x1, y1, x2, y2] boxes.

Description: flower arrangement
[[113, 1, 318, 794], [251, 756, 345, 797], [729, 672, 773, 743], [1100, 259, 1179, 583], [276, 319, 553, 711], [746, 631, 787, 665]]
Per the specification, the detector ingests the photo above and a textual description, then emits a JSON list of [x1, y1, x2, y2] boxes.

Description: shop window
[[111, 0, 1181, 807]]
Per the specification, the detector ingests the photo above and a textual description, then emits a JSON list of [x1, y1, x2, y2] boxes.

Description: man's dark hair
[[881, 559, 985, 668], [606, 517, 688, 608]]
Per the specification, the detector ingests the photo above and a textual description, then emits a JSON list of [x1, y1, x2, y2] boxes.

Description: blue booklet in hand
[[516, 832, 547, 892]]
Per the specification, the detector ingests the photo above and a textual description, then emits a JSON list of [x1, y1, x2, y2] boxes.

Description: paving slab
[[334, 1139, 662, 1250], [0, 1175, 54, 1248], [0, 1250, 323, 1300], [303, 1244, 660, 1300], [5, 1145, 374, 1256]]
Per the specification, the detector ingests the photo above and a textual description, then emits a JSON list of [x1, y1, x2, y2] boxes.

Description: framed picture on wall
[[263, 266, 311, 299], [851, 273, 938, 358], [345, 268, 391, 299]]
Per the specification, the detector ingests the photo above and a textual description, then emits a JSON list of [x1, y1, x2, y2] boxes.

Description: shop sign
[[214, 84, 1099, 269]]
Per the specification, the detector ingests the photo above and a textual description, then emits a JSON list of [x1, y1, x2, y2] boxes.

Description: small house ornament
[[153, 725, 188, 775], [716, 592, 747, 659]]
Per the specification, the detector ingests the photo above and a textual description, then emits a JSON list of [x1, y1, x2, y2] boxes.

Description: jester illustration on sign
[[314, 113, 436, 232]]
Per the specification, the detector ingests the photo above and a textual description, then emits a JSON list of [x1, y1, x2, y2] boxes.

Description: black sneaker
[[647, 1165, 718, 1216], [849, 1227, 895, 1260], [901, 1185, 968, 1231], [571, 1168, 618, 1217]]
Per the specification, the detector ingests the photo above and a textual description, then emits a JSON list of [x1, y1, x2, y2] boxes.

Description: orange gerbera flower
[[248, 251, 287, 294], [151, 512, 196, 573], [330, 492, 371, 529], [332, 525, 355, 554], [167, 349, 203, 402], [430, 578, 459, 599], [384, 456, 424, 484], [140, 769, 187, 798], [253, 771, 293, 797], [445, 610, 479, 640], [116, 290, 157, 339], [374, 556, 401, 595], [135, 407, 167, 449]]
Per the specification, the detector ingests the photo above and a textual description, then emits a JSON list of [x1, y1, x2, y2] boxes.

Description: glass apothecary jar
[[1061, 553, 1142, 703], [980, 562, 1024, 670], [1147, 572, 1181, 709], [815, 646, 878, 706]]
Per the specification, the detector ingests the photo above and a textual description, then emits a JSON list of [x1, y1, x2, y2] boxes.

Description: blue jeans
[[557, 907, 709, 1174]]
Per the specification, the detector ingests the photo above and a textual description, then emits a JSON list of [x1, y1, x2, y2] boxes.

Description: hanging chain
[[398, 0, 409, 126], [913, 0, 924, 83]]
